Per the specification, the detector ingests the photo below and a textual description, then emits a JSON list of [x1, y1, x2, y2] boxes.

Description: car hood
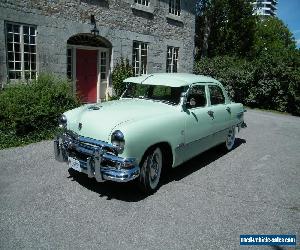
[[65, 99, 177, 142]]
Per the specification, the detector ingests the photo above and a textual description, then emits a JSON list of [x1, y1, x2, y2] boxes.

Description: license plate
[[68, 157, 81, 172]]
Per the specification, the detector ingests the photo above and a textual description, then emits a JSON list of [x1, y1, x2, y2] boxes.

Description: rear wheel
[[225, 126, 236, 151], [138, 146, 163, 194]]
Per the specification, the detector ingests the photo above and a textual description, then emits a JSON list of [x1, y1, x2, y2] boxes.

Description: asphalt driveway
[[0, 110, 299, 249]]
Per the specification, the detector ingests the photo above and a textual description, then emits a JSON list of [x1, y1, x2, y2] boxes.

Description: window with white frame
[[100, 51, 107, 80], [6, 22, 37, 80], [166, 46, 179, 73], [67, 48, 73, 80], [135, 0, 150, 6], [132, 41, 148, 76], [169, 0, 181, 16]]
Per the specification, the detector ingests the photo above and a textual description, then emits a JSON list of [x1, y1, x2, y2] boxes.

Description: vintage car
[[54, 73, 246, 193]]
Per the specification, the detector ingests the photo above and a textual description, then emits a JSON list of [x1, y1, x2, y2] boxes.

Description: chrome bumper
[[54, 131, 140, 183]]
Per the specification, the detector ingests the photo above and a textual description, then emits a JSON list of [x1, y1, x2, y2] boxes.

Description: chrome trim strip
[[176, 122, 246, 150]]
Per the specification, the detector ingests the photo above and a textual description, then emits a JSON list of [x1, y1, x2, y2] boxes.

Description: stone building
[[0, 0, 196, 102]]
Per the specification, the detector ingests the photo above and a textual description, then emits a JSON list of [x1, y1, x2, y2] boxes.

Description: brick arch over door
[[67, 33, 112, 103]]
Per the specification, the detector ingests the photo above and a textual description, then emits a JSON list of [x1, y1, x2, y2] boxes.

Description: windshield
[[122, 83, 184, 105]]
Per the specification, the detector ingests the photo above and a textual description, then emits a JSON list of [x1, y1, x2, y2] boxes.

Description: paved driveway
[[0, 110, 299, 250]]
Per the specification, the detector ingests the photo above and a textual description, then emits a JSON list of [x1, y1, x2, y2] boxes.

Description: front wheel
[[138, 146, 163, 194], [225, 126, 236, 151]]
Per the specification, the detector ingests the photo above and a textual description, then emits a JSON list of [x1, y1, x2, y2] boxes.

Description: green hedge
[[194, 54, 300, 116], [0, 74, 80, 149]]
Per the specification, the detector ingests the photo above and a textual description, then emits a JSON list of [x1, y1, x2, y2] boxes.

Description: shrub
[[0, 74, 80, 149], [194, 56, 254, 104], [112, 58, 134, 97], [194, 54, 300, 116]]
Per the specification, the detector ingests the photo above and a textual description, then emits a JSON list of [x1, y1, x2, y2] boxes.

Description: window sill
[[166, 13, 183, 23], [131, 4, 154, 14]]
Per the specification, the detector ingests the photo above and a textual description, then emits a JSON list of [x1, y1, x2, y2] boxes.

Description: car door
[[182, 84, 215, 162], [207, 84, 231, 145]]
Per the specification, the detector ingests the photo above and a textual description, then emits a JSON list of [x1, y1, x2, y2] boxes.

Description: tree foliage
[[194, 52, 300, 115], [252, 17, 297, 58], [195, 0, 256, 58], [111, 58, 134, 97], [195, 0, 300, 115]]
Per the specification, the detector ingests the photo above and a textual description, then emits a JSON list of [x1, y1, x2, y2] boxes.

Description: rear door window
[[209, 85, 225, 105]]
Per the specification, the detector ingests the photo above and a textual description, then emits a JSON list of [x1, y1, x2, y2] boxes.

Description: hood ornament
[[88, 105, 101, 110], [78, 123, 82, 130]]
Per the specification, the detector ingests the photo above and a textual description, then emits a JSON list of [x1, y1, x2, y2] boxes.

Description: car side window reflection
[[209, 85, 225, 105], [186, 85, 206, 109]]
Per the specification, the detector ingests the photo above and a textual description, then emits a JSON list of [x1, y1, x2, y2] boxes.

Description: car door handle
[[226, 107, 231, 113], [207, 110, 214, 117]]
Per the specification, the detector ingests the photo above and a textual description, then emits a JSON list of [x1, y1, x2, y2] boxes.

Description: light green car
[[54, 73, 246, 193]]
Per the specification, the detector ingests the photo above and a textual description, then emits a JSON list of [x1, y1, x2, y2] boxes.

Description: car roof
[[123, 73, 221, 87]]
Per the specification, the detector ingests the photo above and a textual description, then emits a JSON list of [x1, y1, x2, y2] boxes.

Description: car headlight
[[111, 130, 125, 154], [58, 114, 67, 128]]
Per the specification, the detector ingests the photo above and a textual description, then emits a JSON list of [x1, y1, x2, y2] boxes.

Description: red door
[[76, 49, 98, 103]]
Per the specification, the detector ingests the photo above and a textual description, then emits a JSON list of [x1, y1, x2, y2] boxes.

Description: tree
[[252, 17, 297, 58], [195, 0, 256, 58]]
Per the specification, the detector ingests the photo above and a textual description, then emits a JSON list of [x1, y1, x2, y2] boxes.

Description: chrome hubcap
[[146, 148, 162, 189], [226, 126, 235, 149]]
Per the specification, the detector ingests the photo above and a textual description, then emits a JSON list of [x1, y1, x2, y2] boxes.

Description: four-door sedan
[[54, 73, 246, 193]]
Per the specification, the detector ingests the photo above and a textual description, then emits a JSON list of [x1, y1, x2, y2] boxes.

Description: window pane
[[24, 44, 29, 52], [66, 48, 72, 79], [24, 71, 29, 79], [7, 43, 13, 52], [30, 36, 36, 45], [209, 85, 225, 105], [7, 33, 13, 43], [23, 26, 29, 35], [31, 62, 36, 70], [30, 27, 35, 35], [24, 61, 30, 70], [13, 25, 20, 33], [101, 72, 106, 80], [8, 62, 14, 70], [24, 53, 29, 62], [173, 63, 177, 73], [30, 45, 36, 53], [14, 34, 20, 43], [14, 43, 20, 52], [9, 71, 16, 79], [24, 35, 29, 44], [7, 24, 13, 33], [31, 54, 36, 62], [15, 71, 21, 79], [15, 62, 21, 70], [15, 52, 21, 61], [31, 72, 36, 79], [8, 52, 14, 61]]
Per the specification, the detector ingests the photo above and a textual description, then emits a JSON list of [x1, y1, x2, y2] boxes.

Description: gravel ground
[[0, 109, 299, 250]]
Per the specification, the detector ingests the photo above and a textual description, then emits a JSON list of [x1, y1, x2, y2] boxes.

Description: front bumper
[[54, 131, 140, 183]]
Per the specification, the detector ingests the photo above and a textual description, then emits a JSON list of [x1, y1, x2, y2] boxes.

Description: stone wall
[[0, 0, 195, 83]]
